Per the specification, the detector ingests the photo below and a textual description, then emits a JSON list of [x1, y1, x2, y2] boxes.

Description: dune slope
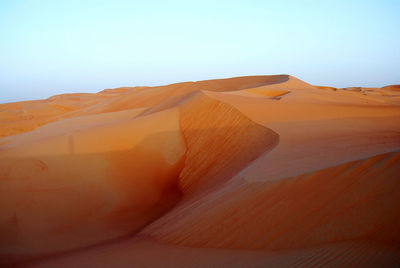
[[176, 91, 279, 193], [0, 93, 121, 138], [143, 151, 400, 250], [0, 108, 186, 260]]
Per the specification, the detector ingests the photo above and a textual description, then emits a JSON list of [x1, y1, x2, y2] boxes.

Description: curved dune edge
[[222, 75, 316, 99], [61, 75, 293, 118], [0, 75, 292, 138], [142, 151, 400, 251], [129, 90, 279, 193], [175, 91, 279, 193], [241, 87, 290, 98], [315, 85, 337, 91], [254, 75, 316, 91], [0, 108, 187, 261], [0, 90, 279, 265]]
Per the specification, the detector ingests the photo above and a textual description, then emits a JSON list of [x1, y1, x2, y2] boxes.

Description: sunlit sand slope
[[382, 84, 400, 91], [143, 151, 400, 250], [0, 93, 118, 137]]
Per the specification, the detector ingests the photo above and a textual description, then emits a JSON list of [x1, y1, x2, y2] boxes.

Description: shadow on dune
[[0, 123, 279, 266]]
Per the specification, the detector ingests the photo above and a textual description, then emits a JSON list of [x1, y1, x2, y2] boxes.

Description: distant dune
[[0, 75, 399, 267], [382, 84, 400, 91]]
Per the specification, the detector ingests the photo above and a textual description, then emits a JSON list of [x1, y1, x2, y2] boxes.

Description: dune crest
[[382, 84, 400, 91]]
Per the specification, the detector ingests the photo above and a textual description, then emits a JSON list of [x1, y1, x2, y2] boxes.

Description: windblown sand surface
[[0, 75, 399, 267]]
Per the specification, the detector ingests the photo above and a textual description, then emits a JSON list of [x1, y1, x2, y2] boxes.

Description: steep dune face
[[248, 75, 316, 91], [144, 151, 400, 250], [132, 90, 279, 193], [137, 90, 279, 193], [0, 108, 186, 259], [221, 75, 315, 98], [184, 75, 290, 91], [176, 91, 279, 193]]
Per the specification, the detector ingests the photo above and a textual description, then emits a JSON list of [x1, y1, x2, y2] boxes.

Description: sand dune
[[165, 91, 278, 193], [0, 75, 399, 267], [315, 85, 337, 91], [0, 108, 186, 260], [0, 75, 294, 137], [60, 75, 292, 117], [382, 84, 400, 91], [222, 75, 315, 98], [0, 93, 119, 138], [142, 151, 400, 250]]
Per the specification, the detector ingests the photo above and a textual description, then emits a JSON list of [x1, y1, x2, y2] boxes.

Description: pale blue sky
[[0, 0, 399, 103]]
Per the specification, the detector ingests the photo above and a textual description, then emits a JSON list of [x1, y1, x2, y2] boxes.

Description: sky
[[0, 0, 399, 103]]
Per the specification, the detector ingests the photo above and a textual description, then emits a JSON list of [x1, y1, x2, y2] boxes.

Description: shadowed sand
[[0, 75, 399, 267]]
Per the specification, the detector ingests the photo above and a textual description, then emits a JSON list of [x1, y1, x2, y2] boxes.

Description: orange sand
[[0, 75, 399, 267]]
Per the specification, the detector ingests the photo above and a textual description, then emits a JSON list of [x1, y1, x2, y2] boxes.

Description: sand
[[0, 75, 399, 267]]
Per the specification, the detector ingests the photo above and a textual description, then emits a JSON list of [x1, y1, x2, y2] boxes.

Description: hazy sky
[[0, 0, 399, 103]]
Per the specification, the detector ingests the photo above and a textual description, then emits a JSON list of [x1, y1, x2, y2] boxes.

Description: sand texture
[[0, 75, 399, 267]]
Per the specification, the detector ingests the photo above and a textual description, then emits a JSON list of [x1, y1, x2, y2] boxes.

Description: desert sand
[[0, 75, 399, 267]]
